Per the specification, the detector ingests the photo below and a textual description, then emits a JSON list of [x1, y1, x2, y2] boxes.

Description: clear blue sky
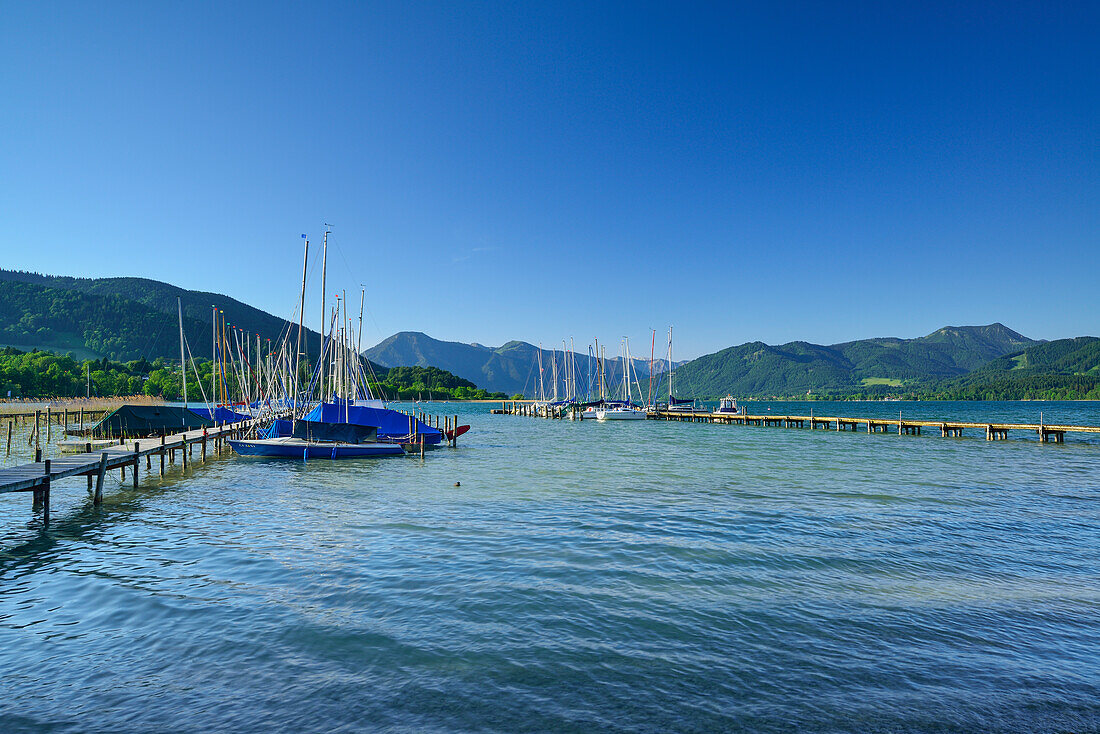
[[2, 1, 1096, 358]]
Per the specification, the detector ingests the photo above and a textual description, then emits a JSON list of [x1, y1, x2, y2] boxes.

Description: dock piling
[[94, 452, 107, 505]]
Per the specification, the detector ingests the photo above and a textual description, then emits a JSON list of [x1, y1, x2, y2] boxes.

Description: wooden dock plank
[[0, 415, 275, 495]]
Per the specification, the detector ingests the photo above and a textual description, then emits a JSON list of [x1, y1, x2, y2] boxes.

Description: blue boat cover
[[261, 419, 293, 439], [189, 406, 253, 423], [302, 402, 443, 441]]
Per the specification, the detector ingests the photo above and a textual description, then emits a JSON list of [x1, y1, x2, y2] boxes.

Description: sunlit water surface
[[1, 401, 1099, 732]]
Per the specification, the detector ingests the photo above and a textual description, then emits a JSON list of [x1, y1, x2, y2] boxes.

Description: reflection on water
[[1, 401, 1099, 732]]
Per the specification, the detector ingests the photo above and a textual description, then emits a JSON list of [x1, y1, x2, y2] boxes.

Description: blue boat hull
[[228, 438, 404, 459]]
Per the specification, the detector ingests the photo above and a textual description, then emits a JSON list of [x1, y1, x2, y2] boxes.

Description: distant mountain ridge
[[363, 331, 677, 397], [655, 323, 1042, 398], [3, 268, 1092, 399]]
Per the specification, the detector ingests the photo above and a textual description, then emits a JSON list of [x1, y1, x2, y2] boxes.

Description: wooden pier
[[494, 402, 1100, 444], [0, 416, 269, 526]]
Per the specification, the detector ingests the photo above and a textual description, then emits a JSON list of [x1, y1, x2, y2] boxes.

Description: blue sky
[[2, 1, 1096, 358]]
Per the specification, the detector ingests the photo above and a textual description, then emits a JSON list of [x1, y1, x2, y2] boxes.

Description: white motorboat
[[715, 395, 741, 414]]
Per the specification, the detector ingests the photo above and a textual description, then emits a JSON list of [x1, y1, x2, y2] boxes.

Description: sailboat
[[596, 338, 646, 420], [229, 232, 446, 459], [663, 326, 697, 413]]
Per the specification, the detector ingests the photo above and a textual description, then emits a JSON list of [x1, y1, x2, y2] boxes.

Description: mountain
[[363, 331, 676, 397], [933, 336, 1100, 400], [0, 269, 322, 361], [658, 324, 1041, 398]]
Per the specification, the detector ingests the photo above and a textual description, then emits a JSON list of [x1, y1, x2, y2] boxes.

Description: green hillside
[[658, 324, 1042, 399], [0, 270, 322, 362], [0, 280, 210, 362], [932, 337, 1100, 400]]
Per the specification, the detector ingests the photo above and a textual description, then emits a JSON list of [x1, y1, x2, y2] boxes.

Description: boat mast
[[621, 339, 628, 402], [212, 306, 218, 406], [552, 349, 558, 402], [178, 298, 188, 415], [319, 227, 329, 400], [648, 329, 655, 408], [357, 288, 365, 400], [294, 236, 309, 423], [594, 338, 601, 400], [667, 326, 673, 401], [537, 344, 545, 403]]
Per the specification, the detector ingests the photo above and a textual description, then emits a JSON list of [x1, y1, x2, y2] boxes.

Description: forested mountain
[[933, 337, 1100, 400], [364, 331, 676, 396], [657, 324, 1044, 399], [0, 270, 321, 362], [0, 280, 210, 362], [3, 268, 1094, 400]]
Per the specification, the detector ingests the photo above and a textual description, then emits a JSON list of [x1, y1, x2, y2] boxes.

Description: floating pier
[[494, 402, 1100, 444]]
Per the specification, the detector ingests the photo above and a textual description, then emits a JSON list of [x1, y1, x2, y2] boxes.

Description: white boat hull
[[596, 408, 647, 420]]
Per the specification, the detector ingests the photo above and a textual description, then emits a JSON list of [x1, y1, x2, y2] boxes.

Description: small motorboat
[[714, 395, 742, 414]]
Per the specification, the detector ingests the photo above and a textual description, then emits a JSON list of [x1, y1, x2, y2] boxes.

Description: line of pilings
[[493, 402, 1098, 444], [0, 413, 286, 526]]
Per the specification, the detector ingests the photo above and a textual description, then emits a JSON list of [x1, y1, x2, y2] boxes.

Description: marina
[[496, 401, 1100, 443]]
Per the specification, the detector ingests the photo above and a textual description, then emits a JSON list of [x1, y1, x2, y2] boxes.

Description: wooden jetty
[[494, 401, 1100, 444], [0, 417, 267, 526]]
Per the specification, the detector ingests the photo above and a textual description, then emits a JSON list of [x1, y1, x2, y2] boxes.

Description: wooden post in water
[[6, 420, 11, 456], [41, 459, 51, 525], [35, 447, 42, 463], [202, 429, 207, 462], [181, 435, 189, 470], [132, 443, 140, 488], [160, 435, 166, 476], [94, 452, 107, 505], [46, 406, 51, 442], [453, 415, 458, 447], [86, 442, 93, 491], [420, 436, 425, 458], [34, 411, 41, 450]]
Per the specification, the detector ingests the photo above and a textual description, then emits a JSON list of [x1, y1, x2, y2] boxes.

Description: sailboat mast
[[668, 326, 673, 400], [594, 338, 600, 400], [552, 349, 558, 402], [294, 237, 309, 421], [648, 329, 655, 408], [319, 228, 329, 399], [178, 298, 188, 412], [212, 306, 218, 406], [357, 288, 365, 399], [537, 344, 545, 403]]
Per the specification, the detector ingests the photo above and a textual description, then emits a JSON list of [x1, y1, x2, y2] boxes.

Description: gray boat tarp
[[93, 405, 216, 436]]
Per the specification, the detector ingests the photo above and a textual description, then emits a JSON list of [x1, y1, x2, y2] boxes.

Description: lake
[[1, 401, 1098, 732]]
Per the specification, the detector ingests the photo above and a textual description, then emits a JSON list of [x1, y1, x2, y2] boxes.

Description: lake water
[[2, 401, 1099, 732]]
